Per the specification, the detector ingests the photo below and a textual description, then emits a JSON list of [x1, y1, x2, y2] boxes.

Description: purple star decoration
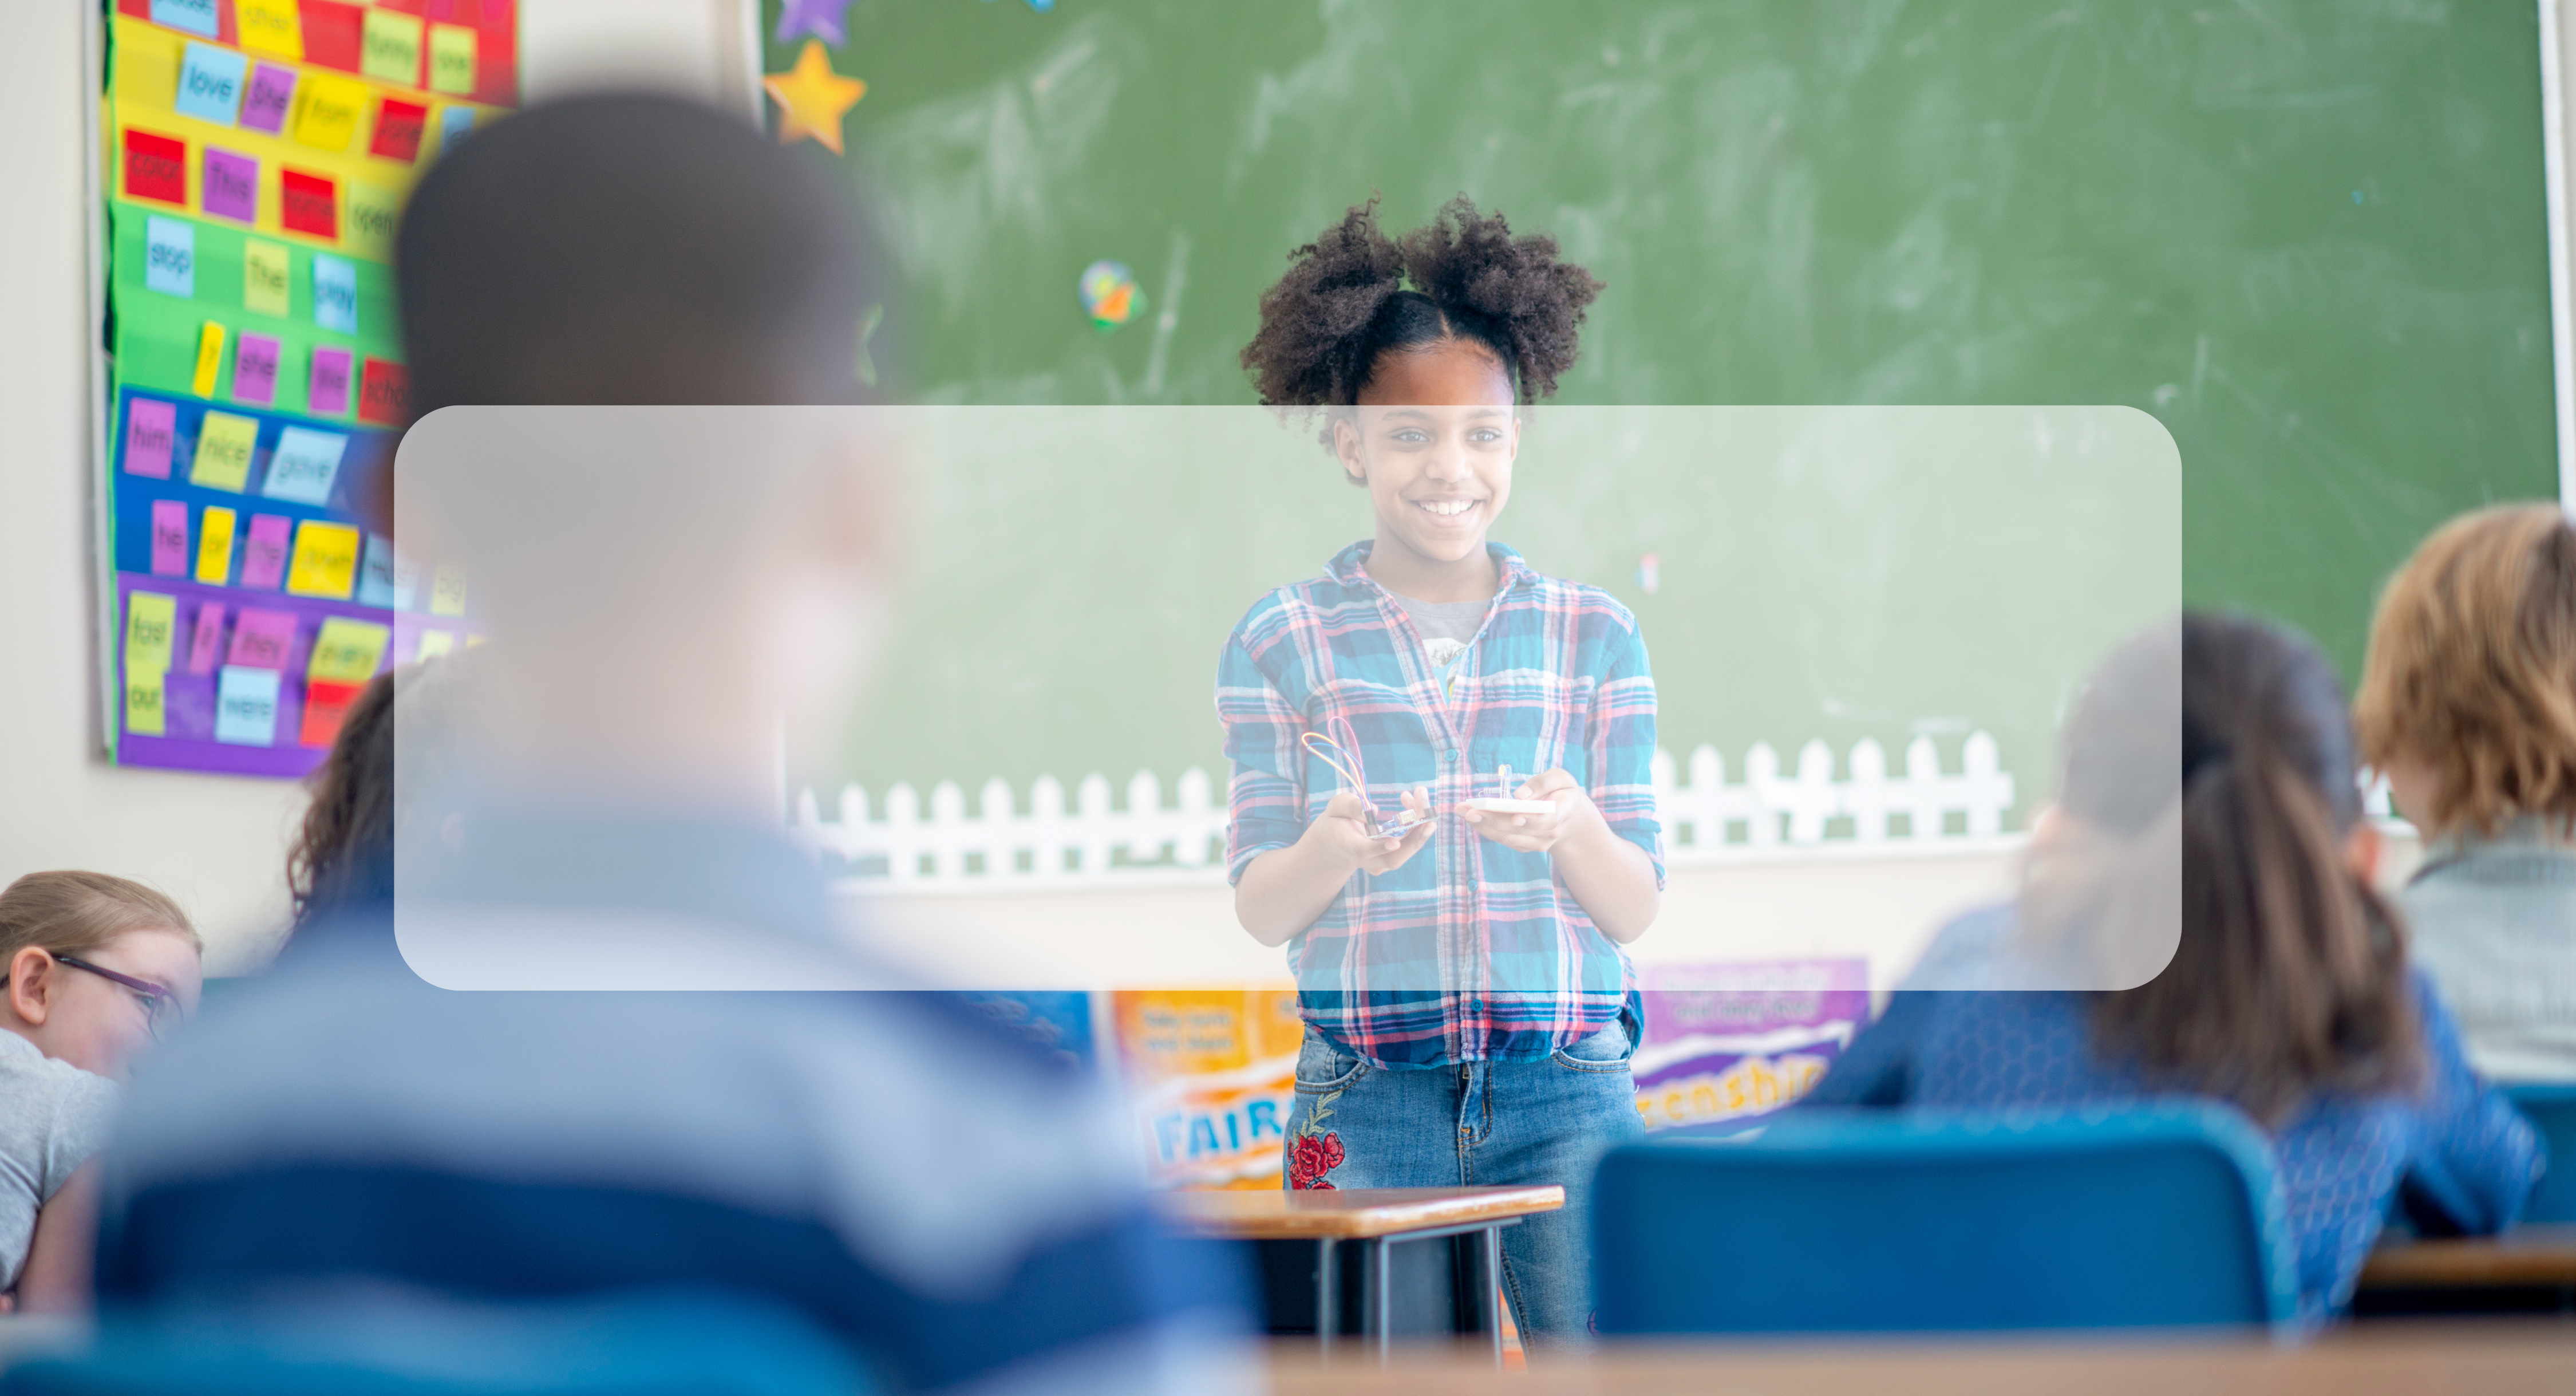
[[776, 0, 852, 46]]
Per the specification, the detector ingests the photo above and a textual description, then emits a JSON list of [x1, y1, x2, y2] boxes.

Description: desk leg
[[1315, 1237, 1336, 1355], [1375, 1237, 1393, 1362], [1480, 1224, 1504, 1367]]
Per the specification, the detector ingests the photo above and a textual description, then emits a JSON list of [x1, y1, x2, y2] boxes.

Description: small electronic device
[[1301, 729, 1436, 839], [1464, 764, 1556, 815]]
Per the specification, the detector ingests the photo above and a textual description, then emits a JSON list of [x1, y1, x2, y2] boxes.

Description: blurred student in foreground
[[92, 94, 1246, 1393], [2356, 504, 2576, 1082], [1805, 615, 2539, 1324]]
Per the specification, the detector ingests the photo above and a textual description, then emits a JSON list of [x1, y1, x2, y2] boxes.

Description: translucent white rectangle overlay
[[390, 406, 2180, 992]]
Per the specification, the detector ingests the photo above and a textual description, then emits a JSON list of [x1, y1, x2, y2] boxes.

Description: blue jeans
[[1281, 1013, 1644, 1345]]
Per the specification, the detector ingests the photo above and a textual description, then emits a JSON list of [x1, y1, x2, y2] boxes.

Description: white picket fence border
[[791, 732, 2021, 896]]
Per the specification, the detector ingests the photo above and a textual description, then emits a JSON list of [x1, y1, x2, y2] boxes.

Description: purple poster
[[1632, 959, 1869, 1133]]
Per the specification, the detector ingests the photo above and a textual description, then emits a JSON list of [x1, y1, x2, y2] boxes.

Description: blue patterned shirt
[[1807, 909, 2543, 1323]]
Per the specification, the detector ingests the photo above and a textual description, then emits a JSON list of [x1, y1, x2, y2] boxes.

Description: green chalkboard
[[765, 1, 2559, 811]]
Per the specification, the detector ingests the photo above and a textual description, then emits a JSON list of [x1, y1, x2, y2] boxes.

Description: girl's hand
[[1463, 768, 1603, 853], [1306, 788, 1435, 875]]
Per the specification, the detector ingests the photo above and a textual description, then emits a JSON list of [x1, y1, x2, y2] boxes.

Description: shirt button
[[1445, 749, 1460, 762]]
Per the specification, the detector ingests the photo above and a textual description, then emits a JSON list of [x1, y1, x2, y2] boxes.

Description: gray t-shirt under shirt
[[1390, 592, 1491, 673], [0, 1032, 118, 1288]]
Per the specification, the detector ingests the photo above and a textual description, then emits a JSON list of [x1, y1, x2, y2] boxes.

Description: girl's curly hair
[[1240, 195, 1602, 408]]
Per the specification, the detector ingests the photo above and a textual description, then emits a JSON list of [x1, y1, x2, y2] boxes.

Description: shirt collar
[[1327, 540, 1534, 598], [2421, 813, 2576, 864]]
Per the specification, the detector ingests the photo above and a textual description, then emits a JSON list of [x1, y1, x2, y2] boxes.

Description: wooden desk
[[2358, 1224, 2576, 1291], [1266, 1321, 2576, 1395], [1152, 1186, 1563, 1363]]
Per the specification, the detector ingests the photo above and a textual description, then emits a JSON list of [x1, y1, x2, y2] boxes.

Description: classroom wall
[[0, 0, 756, 974], [0, 1, 2520, 972]]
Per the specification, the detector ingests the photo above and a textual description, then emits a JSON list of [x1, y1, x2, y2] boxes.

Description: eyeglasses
[[50, 955, 183, 1042]]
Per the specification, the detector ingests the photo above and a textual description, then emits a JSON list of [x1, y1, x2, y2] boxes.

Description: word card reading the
[[244, 239, 291, 317], [241, 515, 292, 590]]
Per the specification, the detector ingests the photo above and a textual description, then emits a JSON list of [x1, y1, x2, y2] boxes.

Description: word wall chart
[[98, 0, 514, 776]]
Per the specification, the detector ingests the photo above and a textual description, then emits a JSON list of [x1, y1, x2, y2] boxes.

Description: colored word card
[[191, 411, 258, 491], [241, 514, 292, 589], [286, 520, 361, 598], [241, 64, 297, 135], [195, 505, 236, 584], [244, 239, 291, 317], [144, 216, 193, 297], [215, 665, 282, 746], [262, 426, 345, 506], [125, 400, 176, 478], [173, 42, 246, 125], [149, 499, 189, 575]]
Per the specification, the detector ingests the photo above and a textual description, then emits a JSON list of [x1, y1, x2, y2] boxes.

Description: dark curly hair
[[1240, 196, 1602, 408]]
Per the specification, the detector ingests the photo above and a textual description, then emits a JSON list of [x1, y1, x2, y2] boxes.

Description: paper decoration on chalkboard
[[763, 40, 866, 155], [1078, 259, 1142, 333], [777, 0, 854, 45]]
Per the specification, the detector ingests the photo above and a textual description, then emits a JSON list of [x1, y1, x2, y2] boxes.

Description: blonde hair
[[0, 871, 202, 978], [2354, 503, 2576, 838]]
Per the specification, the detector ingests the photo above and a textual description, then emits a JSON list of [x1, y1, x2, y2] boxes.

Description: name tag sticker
[[196, 505, 238, 584], [286, 520, 361, 598], [190, 321, 227, 397], [369, 99, 427, 164], [149, 0, 219, 39], [242, 514, 292, 590], [173, 42, 247, 125], [262, 425, 346, 505], [149, 499, 190, 576], [215, 664, 283, 746], [126, 591, 179, 676], [191, 409, 258, 492], [308, 616, 391, 684], [240, 64, 298, 135], [308, 346, 354, 415], [235, 0, 303, 61], [124, 129, 188, 206], [144, 215, 193, 297], [311, 254, 357, 333], [186, 601, 228, 675], [125, 399, 177, 478], [227, 608, 297, 669], [244, 238, 291, 317], [361, 8, 425, 87], [231, 332, 280, 405], [280, 167, 338, 240]]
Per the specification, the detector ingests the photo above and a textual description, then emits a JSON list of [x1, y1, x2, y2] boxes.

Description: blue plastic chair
[[1593, 1105, 2300, 1335], [0, 1289, 870, 1396], [2506, 1083, 2576, 1224]]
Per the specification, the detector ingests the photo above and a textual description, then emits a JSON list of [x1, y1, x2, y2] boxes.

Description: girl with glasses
[[0, 870, 203, 1313]]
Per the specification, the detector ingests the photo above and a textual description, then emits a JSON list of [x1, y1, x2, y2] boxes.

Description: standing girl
[[1219, 197, 1660, 1343]]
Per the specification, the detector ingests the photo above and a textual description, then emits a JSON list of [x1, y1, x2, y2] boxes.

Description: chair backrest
[[1593, 1105, 2299, 1336], [0, 1289, 870, 1396], [2506, 1083, 2576, 1224]]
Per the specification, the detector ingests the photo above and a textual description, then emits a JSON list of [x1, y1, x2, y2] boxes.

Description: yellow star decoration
[[763, 40, 866, 155]]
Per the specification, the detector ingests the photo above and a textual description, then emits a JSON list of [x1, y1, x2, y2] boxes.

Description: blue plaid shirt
[[1216, 542, 1662, 1068]]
